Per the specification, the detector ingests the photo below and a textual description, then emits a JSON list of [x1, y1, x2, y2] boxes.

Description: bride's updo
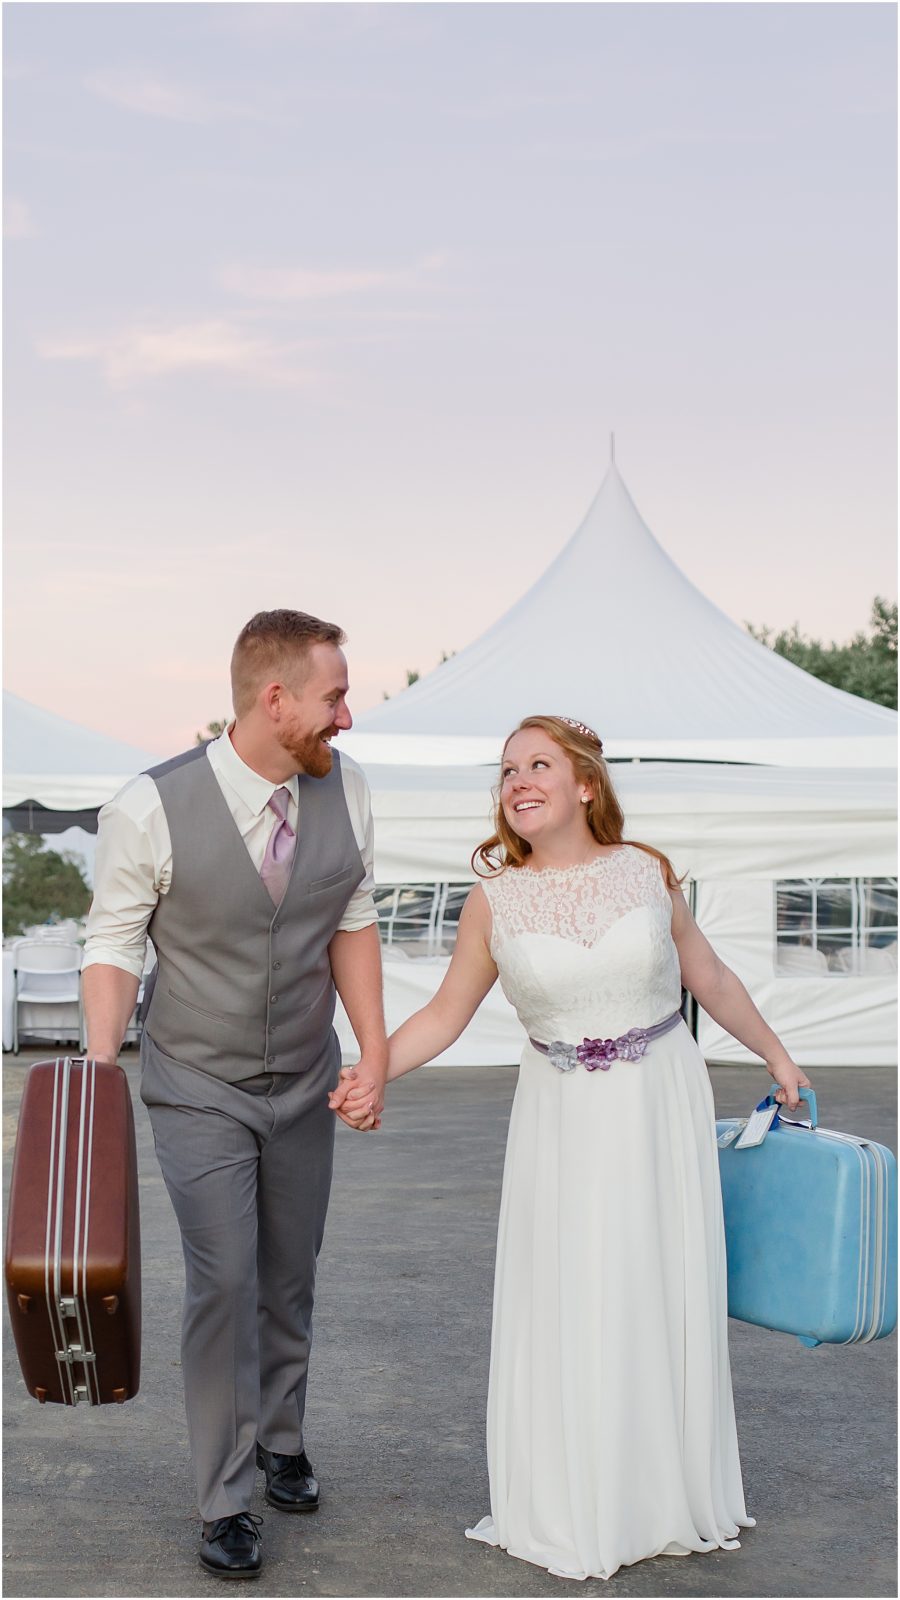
[[472, 714, 683, 888]]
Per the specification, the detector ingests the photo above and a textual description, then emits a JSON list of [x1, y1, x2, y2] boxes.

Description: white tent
[[338, 461, 895, 1066], [334, 761, 896, 1069], [342, 461, 897, 769], [3, 692, 161, 825], [364, 761, 895, 884], [5, 657, 894, 1070]]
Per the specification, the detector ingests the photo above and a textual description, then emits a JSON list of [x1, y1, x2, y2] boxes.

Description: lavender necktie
[[260, 787, 296, 905]]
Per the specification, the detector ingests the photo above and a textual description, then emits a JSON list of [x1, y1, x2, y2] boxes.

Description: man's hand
[[328, 1062, 385, 1131], [327, 924, 388, 1131]]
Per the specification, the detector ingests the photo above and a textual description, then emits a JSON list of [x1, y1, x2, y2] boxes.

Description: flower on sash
[[577, 1037, 618, 1071], [577, 1030, 650, 1070], [618, 1030, 650, 1062], [547, 1040, 579, 1073]]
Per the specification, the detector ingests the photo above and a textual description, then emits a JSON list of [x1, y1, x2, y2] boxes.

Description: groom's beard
[[276, 721, 337, 778]]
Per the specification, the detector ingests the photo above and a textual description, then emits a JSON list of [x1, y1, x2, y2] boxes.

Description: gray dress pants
[[140, 1032, 338, 1522]]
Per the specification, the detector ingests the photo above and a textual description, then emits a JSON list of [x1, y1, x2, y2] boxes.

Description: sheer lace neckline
[[483, 843, 669, 954], [516, 847, 631, 879]]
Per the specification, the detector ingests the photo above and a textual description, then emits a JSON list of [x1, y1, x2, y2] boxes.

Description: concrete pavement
[[3, 1053, 896, 1599]]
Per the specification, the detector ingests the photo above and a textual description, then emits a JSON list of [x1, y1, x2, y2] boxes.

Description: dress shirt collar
[[209, 726, 300, 817]]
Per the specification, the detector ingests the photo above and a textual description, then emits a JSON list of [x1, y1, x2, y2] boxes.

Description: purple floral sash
[[530, 1009, 683, 1073]]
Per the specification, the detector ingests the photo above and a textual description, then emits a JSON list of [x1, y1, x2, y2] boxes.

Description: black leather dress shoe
[[256, 1444, 320, 1512], [199, 1513, 263, 1579]]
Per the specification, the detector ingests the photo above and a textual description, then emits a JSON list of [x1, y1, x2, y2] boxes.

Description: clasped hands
[[328, 1063, 384, 1131]]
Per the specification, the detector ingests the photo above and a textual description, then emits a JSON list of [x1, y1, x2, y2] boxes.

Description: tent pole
[[686, 879, 700, 1042]]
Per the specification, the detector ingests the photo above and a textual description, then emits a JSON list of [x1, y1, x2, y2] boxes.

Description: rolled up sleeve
[[82, 780, 166, 980], [337, 758, 378, 934]]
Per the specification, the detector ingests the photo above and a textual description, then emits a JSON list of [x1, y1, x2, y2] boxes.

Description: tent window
[[374, 883, 471, 958], [775, 878, 898, 977]]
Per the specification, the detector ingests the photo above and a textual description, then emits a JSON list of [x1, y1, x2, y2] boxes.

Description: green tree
[[382, 651, 455, 701], [2, 834, 92, 938], [746, 598, 897, 711], [195, 719, 229, 746], [383, 672, 418, 701]]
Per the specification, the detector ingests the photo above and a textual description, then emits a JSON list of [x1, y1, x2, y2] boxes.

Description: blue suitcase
[[716, 1090, 897, 1347]]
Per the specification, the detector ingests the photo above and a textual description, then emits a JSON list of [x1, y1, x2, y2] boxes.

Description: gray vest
[[143, 744, 365, 1082]]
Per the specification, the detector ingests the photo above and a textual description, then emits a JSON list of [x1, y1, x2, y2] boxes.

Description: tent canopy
[[342, 463, 896, 768], [3, 691, 162, 822]]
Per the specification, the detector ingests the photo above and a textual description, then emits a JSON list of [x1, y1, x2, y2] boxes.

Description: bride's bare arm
[[668, 884, 811, 1108], [329, 886, 498, 1122]]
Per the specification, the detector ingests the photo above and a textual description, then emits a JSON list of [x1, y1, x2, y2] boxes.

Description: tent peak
[[348, 455, 897, 759]]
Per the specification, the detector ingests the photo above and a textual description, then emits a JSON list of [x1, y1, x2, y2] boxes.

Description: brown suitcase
[[5, 1056, 141, 1405]]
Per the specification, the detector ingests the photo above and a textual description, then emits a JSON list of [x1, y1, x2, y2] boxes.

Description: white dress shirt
[[83, 730, 377, 981]]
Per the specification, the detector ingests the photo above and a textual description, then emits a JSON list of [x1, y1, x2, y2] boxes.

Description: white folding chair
[[775, 944, 830, 975], [829, 944, 897, 976], [858, 943, 898, 975], [13, 940, 84, 1054]]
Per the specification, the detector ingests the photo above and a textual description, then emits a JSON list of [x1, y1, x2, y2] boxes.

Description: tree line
[[746, 597, 896, 712]]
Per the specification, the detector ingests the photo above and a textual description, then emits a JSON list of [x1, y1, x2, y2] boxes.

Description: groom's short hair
[[231, 609, 346, 715]]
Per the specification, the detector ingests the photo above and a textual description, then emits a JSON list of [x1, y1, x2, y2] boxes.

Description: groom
[[82, 609, 387, 1579]]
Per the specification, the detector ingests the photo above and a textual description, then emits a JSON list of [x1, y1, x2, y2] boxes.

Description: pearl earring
[[581, 795, 591, 804]]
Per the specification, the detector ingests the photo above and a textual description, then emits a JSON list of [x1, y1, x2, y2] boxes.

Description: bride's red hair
[[471, 715, 684, 889]]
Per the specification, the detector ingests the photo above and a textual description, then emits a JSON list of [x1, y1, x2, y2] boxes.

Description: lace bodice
[[481, 845, 683, 1044]]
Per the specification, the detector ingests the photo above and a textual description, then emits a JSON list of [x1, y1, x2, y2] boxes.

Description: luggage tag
[[735, 1097, 781, 1150], [716, 1123, 744, 1148]]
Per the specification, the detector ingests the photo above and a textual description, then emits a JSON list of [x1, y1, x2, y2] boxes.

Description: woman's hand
[[766, 1054, 812, 1112], [329, 1066, 381, 1131], [668, 884, 813, 1109], [329, 885, 498, 1135]]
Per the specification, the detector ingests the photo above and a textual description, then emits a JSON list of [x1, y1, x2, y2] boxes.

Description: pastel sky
[[4, 2, 896, 757]]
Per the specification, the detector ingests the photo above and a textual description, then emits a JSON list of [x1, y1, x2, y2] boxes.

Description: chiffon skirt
[[465, 1025, 755, 1581]]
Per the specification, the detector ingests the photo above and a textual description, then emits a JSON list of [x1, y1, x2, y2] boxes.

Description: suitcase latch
[[58, 1297, 78, 1319], [55, 1345, 96, 1365]]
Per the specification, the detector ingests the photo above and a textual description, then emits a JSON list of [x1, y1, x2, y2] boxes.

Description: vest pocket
[[166, 988, 243, 1029], [306, 866, 358, 895]]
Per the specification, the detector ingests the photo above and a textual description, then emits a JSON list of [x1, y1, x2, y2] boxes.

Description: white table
[[2, 951, 14, 1052]]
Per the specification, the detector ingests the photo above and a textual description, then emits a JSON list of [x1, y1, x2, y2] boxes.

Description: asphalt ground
[[2, 1052, 896, 1600]]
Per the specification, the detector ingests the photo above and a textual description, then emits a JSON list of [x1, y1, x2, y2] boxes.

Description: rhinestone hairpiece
[[557, 716, 602, 751]]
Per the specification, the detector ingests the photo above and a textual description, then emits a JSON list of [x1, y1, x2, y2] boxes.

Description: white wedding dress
[[466, 846, 755, 1582]]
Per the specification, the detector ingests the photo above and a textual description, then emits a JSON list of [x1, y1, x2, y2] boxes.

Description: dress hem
[[465, 1514, 756, 1583]]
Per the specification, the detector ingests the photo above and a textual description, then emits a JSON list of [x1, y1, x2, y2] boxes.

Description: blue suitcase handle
[[762, 1088, 818, 1129]]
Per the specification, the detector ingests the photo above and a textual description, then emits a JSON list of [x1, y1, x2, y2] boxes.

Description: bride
[[331, 714, 811, 1582]]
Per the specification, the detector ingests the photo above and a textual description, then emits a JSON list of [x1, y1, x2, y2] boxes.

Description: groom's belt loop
[[529, 1010, 682, 1073]]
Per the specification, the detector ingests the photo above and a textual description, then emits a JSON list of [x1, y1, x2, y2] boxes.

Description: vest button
[[267, 1054, 276, 1065], [270, 995, 279, 1003], [272, 961, 282, 971], [272, 921, 280, 933]]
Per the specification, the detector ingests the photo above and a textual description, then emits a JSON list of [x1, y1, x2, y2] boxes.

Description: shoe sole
[[263, 1491, 319, 1513], [198, 1555, 262, 1580]]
